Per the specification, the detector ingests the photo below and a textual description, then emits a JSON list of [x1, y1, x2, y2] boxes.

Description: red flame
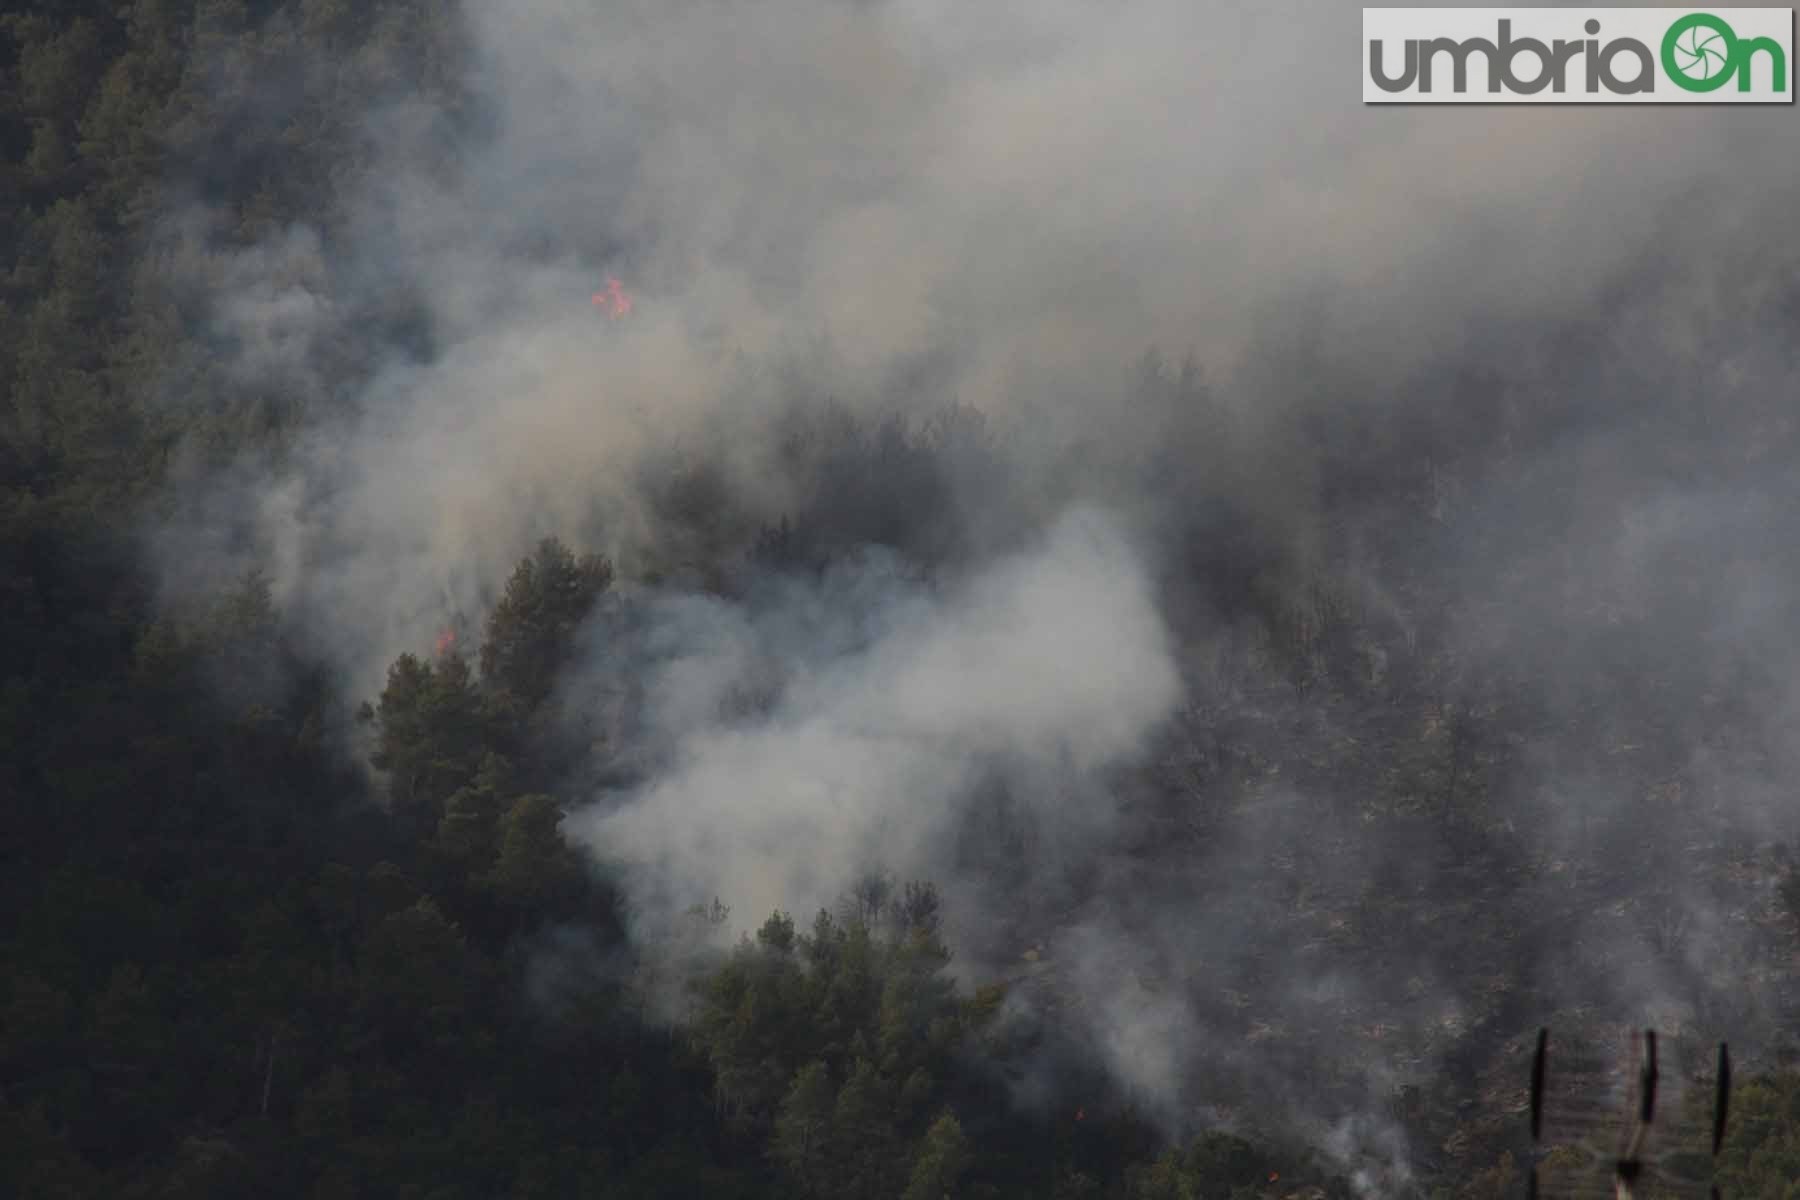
[[1074, 1107, 1085, 1122], [434, 627, 458, 657], [1268, 1172, 1280, 1183], [592, 276, 634, 319]]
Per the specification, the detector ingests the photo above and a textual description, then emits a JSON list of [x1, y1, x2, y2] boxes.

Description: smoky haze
[[147, 0, 1800, 1188]]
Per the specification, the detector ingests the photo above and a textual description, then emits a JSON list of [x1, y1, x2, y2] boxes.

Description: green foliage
[[486, 792, 584, 914], [357, 898, 473, 1035], [758, 910, 798, 953], [433, 752, 513, 871], [365, 650, 492, 831], [478, 537, 613, 711], [774, 1061, 836, 1195], [832, 1056, 904, 1199], [1715, 1072, 1800, 1199], [904, 1112, 972, 1200]]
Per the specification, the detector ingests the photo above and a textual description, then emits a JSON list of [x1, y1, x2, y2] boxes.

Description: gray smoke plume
[[568, 506, 1179, 937], [145, 0, 1800, 1186]]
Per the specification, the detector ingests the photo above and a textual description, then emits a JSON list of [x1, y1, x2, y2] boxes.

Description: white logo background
[[1364, 8, 1795, 103]]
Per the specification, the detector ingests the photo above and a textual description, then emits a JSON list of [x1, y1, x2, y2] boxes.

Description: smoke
[[147, 0, 1800, 675], [141, 0, 1800, 1184], [567, 507, 1179, 936]]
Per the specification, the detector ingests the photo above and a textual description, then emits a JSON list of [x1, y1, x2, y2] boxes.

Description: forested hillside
[[5, 2, 1800, 1198]]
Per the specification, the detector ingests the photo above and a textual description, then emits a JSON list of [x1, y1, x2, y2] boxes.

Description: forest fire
[[22, 0, 1800, 1193], [592, 276, 634, 318]]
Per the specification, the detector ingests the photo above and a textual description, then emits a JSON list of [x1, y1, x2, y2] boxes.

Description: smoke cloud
[[570, 507, 1179, 936], [146, 0, 1800, 1184]]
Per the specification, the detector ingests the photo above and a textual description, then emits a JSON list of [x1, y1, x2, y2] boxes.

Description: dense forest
[[5, 1, 1800, 1198]]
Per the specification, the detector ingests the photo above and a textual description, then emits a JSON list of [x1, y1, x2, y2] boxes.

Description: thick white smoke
[[569, 507, 1181, 936]]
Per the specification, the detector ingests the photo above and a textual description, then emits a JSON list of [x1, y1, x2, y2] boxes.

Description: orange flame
[[434, 627, 458, 657], [592, 276, 634, 319]]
